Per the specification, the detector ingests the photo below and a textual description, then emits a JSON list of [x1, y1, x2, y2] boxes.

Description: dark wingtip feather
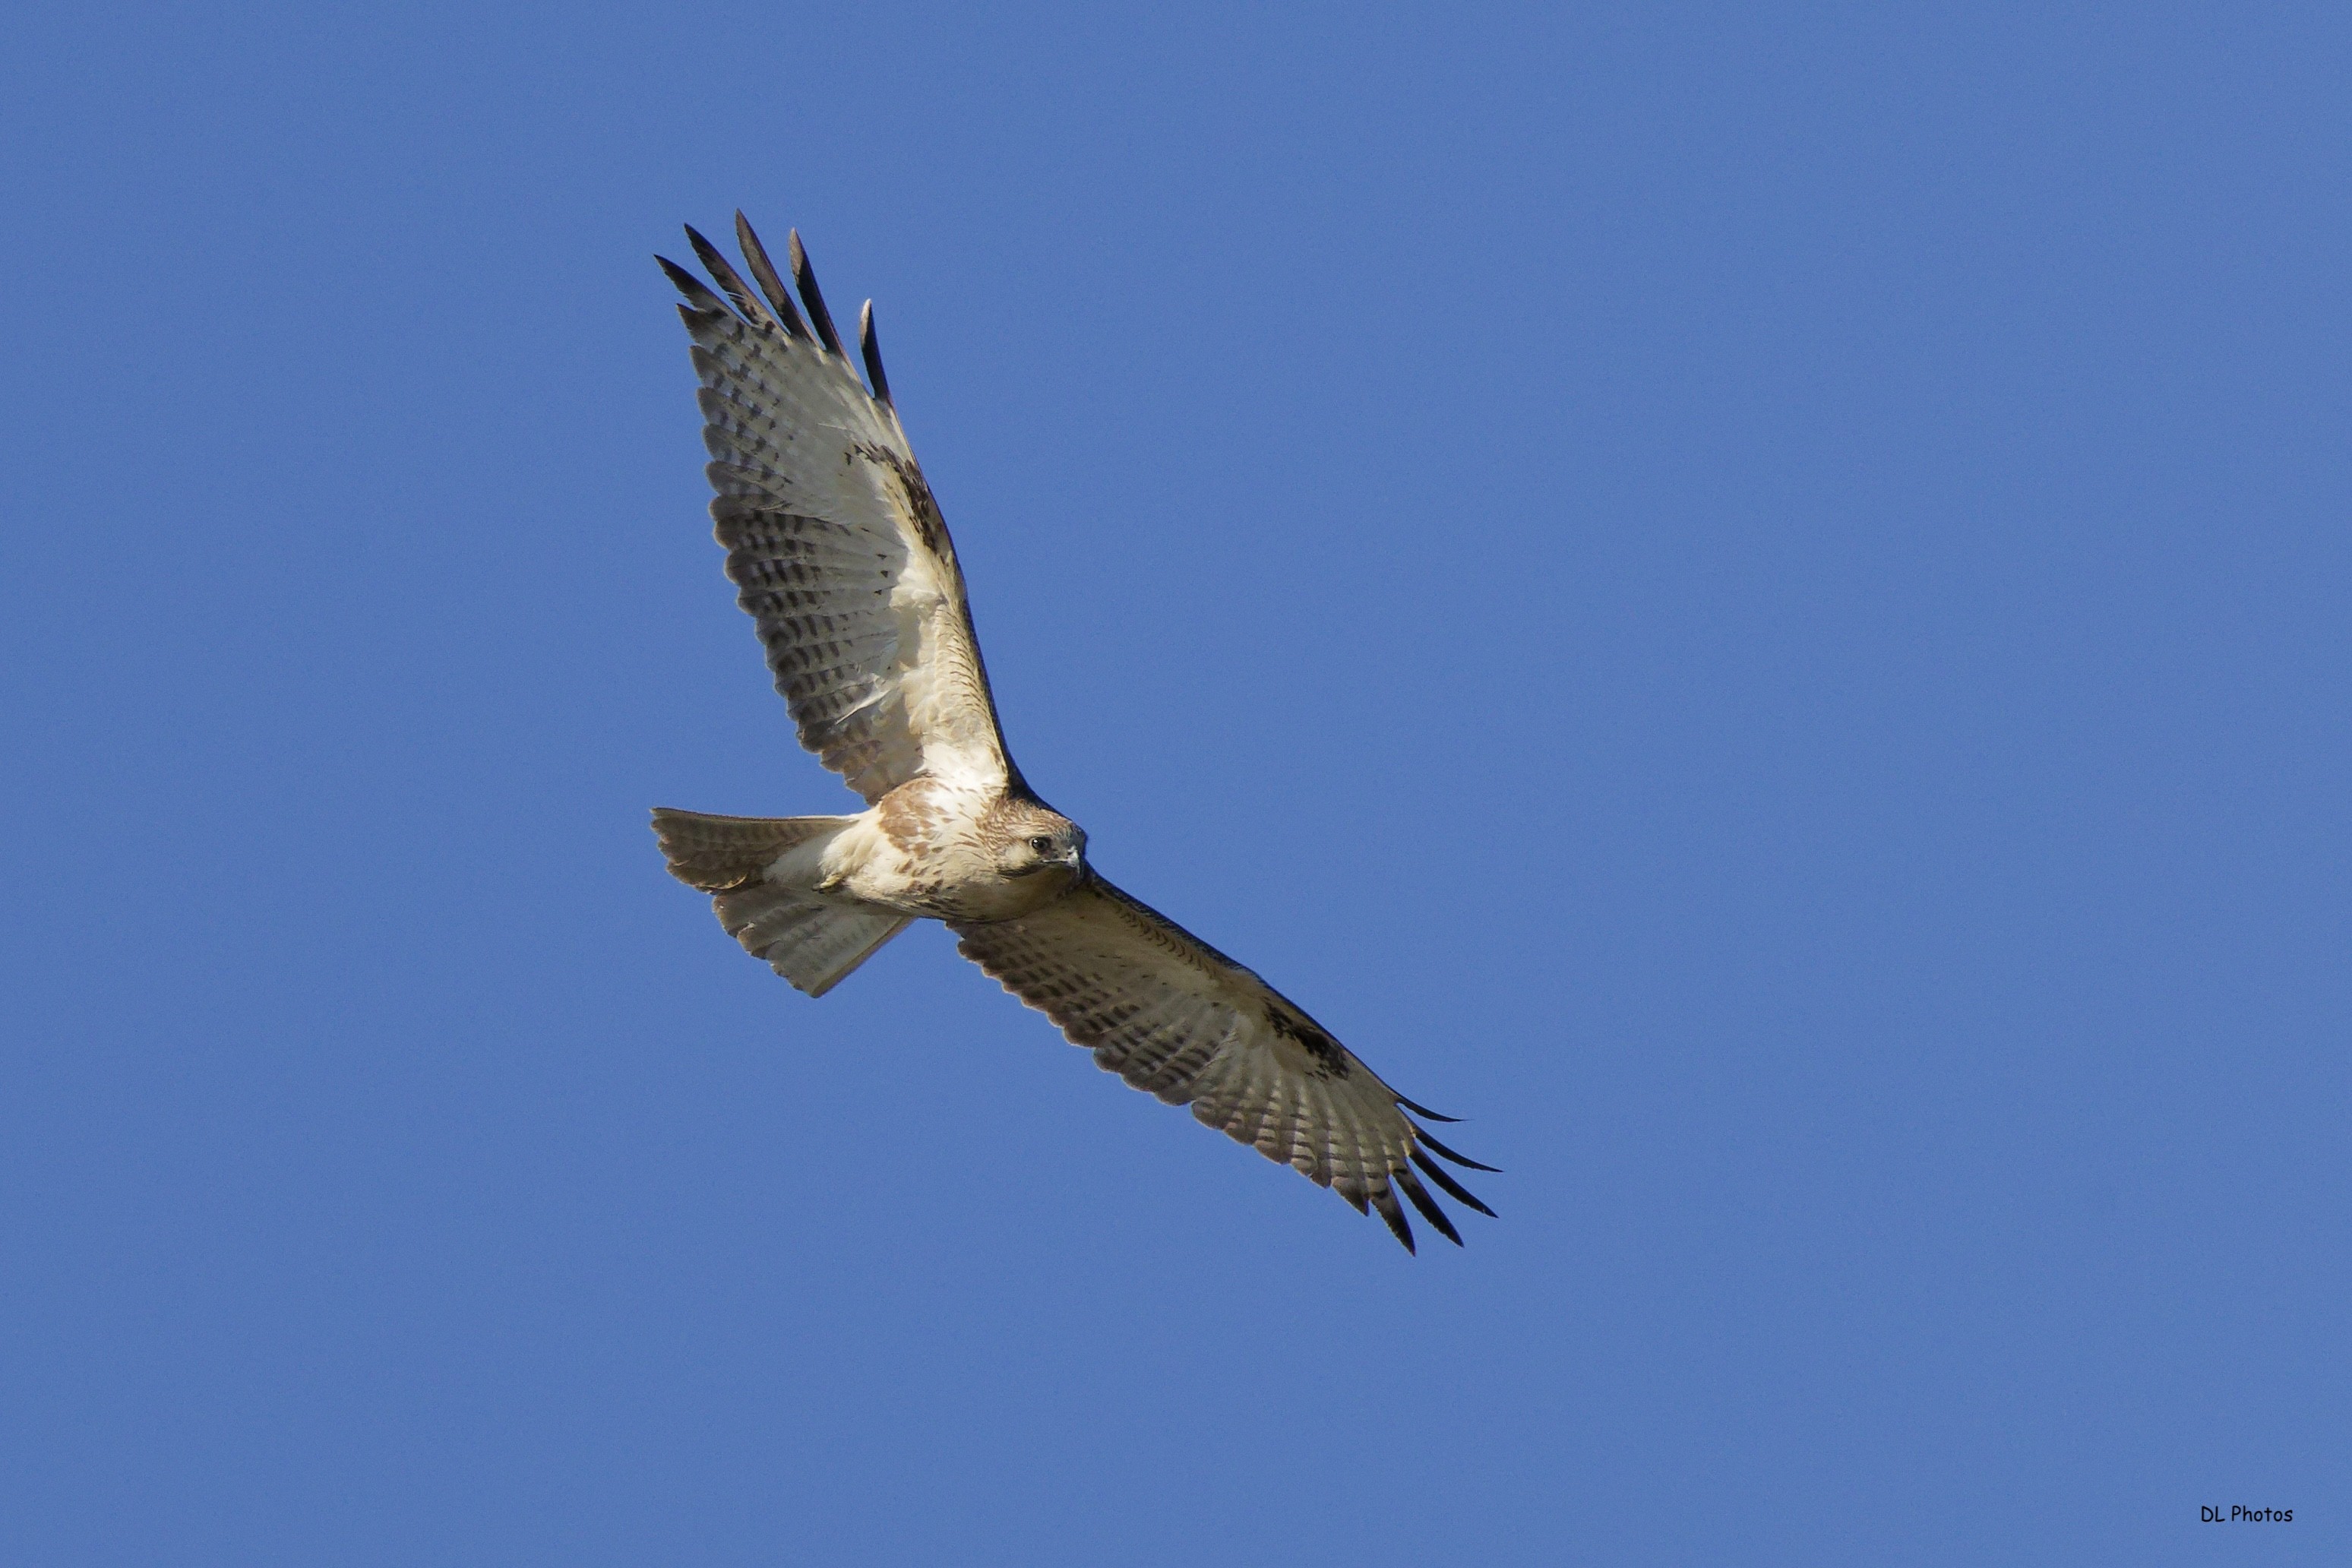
[[684, 224, 776, 330], [1412, 1148, 1498, 1219], [1394, 1094, 1461, 1123], [786, 229, 847, 359], [1396, 1169, 1465, 1246], [1409, 1123, 1502, 1174], [858, 300, 893, 407], [655, 255, 730, 315], [1370, 1185, 1417, 1253], [732, 213, 810, 340]]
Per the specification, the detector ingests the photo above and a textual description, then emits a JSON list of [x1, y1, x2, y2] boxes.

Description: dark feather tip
[[1396, 1169, 1464, 1247], [732, 213, 810, 340], [683, 224, 774, 330], [1411, 1147, 1497, 1219], [1409, 1124, 1501, 1174], [1394, 1094, 1461, 1123], [655, 255, 728, 315], [858, 300, 892, 406], [786, 229, 846, 359], [1371, 1186, 1417, 1253]]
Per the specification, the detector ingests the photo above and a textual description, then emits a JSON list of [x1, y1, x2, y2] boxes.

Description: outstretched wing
[[950, 878, 1497, 1251], [661, 216, 1017, 803]]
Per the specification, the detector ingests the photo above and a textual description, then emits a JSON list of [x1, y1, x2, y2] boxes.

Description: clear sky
[[3, 3, 2344, 1563]]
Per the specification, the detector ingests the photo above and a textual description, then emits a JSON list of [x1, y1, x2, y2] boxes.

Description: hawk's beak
[[1061, 850, 1087, 880]]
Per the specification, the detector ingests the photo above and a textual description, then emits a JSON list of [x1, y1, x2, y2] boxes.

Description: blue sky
[[4, 3, 2345, 1563]]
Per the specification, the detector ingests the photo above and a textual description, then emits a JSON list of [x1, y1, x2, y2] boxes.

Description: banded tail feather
[[651, 808, 911, 997]]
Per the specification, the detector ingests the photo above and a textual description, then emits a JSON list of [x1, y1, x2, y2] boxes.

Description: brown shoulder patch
[[876, 778, 944, 852], [851, 442, 953, 559], [1265, 1003, 1351, 1080]]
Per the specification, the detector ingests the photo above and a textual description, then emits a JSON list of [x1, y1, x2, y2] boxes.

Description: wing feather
[[664, 223, 1016, 802], [732, 213, 811, 340], [952, 877, 1494, 1249], [786, 227, 848, 360]]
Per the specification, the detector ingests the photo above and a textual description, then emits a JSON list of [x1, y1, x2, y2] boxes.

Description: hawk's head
[[990, 798, 1089, 883]]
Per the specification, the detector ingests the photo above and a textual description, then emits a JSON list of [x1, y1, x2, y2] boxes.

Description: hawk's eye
[[1029, 836, 1054, 855]]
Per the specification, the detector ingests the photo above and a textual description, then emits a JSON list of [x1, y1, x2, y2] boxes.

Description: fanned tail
[[652, 808, 843, 891], [650, 808, 910, 997]]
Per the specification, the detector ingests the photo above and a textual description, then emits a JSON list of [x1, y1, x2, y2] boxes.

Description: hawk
[[651, 215, 1496, 1250]]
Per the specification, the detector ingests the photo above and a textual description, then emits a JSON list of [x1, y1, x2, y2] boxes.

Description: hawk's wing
[[951, 878, 1497, 1251], [661, 217, 1016, 803]]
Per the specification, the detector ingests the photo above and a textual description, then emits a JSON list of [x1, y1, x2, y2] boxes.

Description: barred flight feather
[[659, 229, 1015, 802], [952, 877, 1491, 1248]]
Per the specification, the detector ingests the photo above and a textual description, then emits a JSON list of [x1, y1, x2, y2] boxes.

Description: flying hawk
[[651, 215, 1495, 1250]]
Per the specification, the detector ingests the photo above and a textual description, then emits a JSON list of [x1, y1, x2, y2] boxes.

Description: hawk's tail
[[650, 808, 911, 998]]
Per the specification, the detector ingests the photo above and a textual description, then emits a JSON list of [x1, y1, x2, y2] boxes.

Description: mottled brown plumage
[[651, 216, 1493, 1250]]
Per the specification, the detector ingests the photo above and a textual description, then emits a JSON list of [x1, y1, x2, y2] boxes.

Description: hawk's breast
[[851, 777, 1071, 922]]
